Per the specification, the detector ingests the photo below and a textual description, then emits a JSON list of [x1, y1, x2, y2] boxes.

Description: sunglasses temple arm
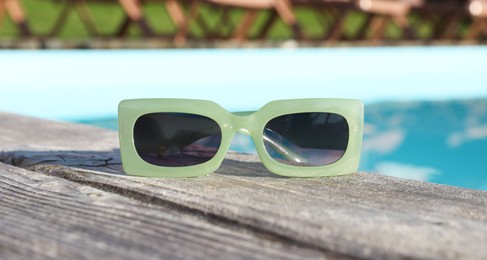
[[262, 135, 307, 164], [232, 111, 306, 163]]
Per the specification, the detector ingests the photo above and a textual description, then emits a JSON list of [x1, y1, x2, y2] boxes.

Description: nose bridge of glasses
[[230, 111, 256, 133]]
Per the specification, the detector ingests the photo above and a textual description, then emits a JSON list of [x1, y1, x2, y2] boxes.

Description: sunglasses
[[118, 98, 363, 178]]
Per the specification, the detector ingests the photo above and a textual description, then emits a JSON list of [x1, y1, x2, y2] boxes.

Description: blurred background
[[1, 0, 487, 190]]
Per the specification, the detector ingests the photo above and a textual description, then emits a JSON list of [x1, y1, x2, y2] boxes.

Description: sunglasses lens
[[263, 113, 349, 166], [134, 113, 221, 167]]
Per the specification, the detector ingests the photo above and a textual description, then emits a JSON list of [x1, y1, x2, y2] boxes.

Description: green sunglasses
[[118, 98, 364, 178]]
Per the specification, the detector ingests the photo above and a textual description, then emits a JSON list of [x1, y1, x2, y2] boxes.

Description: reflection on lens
[[134, 113, 221, 167], [264, 112, 349, 166]]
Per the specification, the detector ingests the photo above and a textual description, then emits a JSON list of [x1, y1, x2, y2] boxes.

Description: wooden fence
[[1, 0, 487, 45]]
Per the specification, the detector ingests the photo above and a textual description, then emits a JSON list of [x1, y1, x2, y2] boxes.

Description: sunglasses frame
[[119, 98, 363, 178]]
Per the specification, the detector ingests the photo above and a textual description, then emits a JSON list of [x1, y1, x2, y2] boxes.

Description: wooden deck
[[1, 112, 486, 259]]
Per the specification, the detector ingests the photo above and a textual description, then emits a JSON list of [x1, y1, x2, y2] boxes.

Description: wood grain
[[1, 112, 487, 259], [0, 162, 331, 259]]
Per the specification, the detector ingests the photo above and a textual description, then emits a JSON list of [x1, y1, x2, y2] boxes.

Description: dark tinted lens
[[264, 112, 349, 166], [134, 113, 221, 167]]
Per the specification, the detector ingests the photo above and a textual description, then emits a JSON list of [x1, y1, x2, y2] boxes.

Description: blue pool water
[[1, 47, 487, 190]]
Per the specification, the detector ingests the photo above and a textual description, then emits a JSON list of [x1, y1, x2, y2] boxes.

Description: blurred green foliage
[[0, 1, 428, 40]]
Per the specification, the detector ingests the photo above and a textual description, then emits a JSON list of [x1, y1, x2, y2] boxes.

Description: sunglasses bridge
[[226, 111, 258, 134]]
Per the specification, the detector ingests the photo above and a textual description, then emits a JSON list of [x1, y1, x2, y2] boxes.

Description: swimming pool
[[1, 47, 487, 190]]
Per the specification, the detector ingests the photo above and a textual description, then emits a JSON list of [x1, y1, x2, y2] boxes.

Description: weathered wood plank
[[0, 162, 330, 259], [1, 112, 487, 259]]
